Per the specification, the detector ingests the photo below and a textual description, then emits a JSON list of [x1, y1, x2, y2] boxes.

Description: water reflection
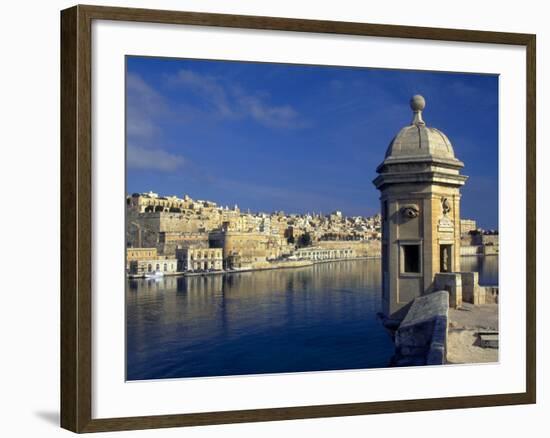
[[460, 255, 499, 286], [126, 256, 499, 380], [126, 259, 393, 380]]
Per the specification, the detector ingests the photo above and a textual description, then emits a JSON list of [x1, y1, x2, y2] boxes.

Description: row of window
[[297, 250, 353, 256], [147, 263, 174, 272], [188, 262, 222, 267], [128, 252, 156, 258], [189, 252, 222, 260]]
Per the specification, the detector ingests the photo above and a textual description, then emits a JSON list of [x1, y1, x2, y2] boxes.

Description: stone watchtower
[[373, 95, 467, 319]]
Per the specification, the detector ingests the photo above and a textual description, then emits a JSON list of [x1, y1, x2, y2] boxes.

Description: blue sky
[[126, 56, 499, 229]]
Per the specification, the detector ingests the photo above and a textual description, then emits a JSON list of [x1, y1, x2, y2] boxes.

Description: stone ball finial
[[410, 94, 426, 112], [410, 95, 426, 125]]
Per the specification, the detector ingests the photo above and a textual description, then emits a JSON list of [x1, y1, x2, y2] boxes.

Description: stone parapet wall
[[427, 315, 448, 365], [393, 290, 449, 366]]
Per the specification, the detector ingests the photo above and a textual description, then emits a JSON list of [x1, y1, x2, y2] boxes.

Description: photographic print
[[124, 56, 499, 381]]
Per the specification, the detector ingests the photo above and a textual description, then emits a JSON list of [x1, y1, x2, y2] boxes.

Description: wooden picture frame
[[60, 4, 536, 433]]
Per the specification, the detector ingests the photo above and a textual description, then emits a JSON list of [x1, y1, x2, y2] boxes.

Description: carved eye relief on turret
[[401, 204, 420, 219], [441, 197, 452, 215]]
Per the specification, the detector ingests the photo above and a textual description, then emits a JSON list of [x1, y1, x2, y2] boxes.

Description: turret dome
[[373, 95, 467, 190], [383, 95, 458, 163]]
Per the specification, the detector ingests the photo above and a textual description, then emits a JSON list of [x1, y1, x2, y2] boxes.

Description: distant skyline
[[131, 190, 382, 219], [126, 56, 499, 229]]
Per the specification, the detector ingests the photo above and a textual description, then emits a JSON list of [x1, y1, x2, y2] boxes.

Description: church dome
[[383, 95, 457, 162]]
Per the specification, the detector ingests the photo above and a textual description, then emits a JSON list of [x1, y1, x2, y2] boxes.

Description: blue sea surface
[[126, 259, 393, 380]]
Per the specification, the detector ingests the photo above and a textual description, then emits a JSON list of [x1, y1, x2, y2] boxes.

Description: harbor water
[[126, 256, 498, 380]]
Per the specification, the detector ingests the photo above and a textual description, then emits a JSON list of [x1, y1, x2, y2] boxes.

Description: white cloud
[[237, 94, 300, 128], [127, 106, 157, 139], [125, 67, 305, 175], [170, 69, 304, 129], [126, 73, 187, 173], [127, 73, 167, 114], [126, 72, 168, 140], [174, 70, 234, 117], [127, 144, 185, 172]]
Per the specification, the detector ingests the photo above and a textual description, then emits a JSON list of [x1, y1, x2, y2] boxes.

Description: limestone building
[[126, 247, 158, 262], [209, 230, 270, 269], [126, 247, 155, 272], [460, 218, 477, 235], [176, 247, 223, 272], [373, 95, 467, 318], [127, 253, 178, 276]]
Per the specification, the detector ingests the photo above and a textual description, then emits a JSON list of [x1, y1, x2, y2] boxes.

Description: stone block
[[459, 271, 481, 304], [482, 286, 499, 304], [434, 272, 462, 308]]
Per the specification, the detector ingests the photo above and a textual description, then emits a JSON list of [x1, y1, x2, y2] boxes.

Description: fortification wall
[[460, 245, 482, 256], [392, 290, 449, 366]]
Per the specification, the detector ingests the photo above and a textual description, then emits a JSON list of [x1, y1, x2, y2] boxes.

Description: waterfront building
[[126, 190, 384, 264], [126, 247, 157, 271], [176, 247, 223, 272], [128, 256, 178, 276], [127, 247, 158, 261], [316, 239, 381, 257], [373, 95, 467, 318], [294, 246, 355, 261], [209, 229, 270, 269]]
